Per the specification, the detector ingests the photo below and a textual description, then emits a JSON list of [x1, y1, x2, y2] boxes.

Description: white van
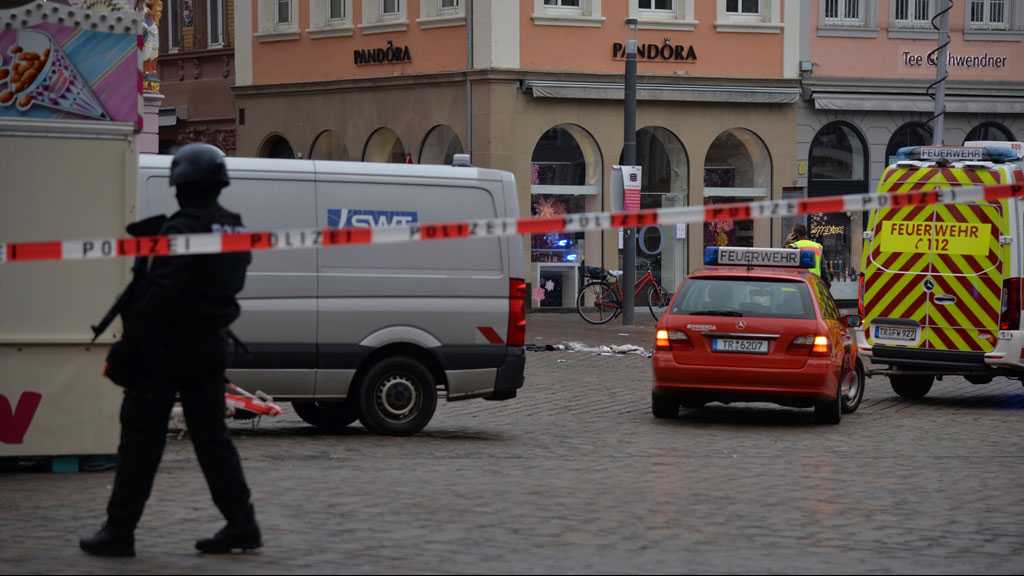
[[138, 155, 526, 435], [856, 143, 1024, 398]]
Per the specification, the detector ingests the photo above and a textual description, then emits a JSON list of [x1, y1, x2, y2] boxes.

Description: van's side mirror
[[844, 315, 863, 328]]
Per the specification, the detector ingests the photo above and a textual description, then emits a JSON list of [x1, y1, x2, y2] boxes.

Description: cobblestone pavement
[[2, 314, 1024, 574]]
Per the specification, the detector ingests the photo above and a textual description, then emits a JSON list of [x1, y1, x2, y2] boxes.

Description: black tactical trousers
[[106, 335, 252, 532]]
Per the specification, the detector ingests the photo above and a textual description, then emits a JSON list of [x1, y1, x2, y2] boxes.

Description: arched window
[[808, 121, 869, 301], [363, 128, 407, 163], [703, 128, 771, 248], [964, 122, 1015, 144], [419, 125, 465, 165], [618, 127, 689, 288], [310, 129, 347, 160], [530, 124, 603, 308], [259, 134, 296, 159], [885, 122, 932, 165]]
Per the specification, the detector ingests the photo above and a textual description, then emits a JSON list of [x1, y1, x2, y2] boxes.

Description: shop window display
[[703, 129, 770, 249], [531, 195, 585, 264], [617, 127, 689, 288], [530, 126, 599, 307], [702, 167, 754, 247], [809, 121, 868, 301]]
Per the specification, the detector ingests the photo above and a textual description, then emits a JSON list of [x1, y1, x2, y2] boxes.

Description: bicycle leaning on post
[[576, 260, 671, 325]]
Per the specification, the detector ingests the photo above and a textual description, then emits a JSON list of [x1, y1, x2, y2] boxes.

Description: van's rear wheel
[[358, 357, 437, 436], [890, 375, 933, 400], [292, 399, 359, 432]]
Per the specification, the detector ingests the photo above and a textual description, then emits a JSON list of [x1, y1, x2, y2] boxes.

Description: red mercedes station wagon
[[652, 247, 865, 425]]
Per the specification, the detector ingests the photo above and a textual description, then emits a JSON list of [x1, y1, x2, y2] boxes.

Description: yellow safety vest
[[791, 239, 824, 277]]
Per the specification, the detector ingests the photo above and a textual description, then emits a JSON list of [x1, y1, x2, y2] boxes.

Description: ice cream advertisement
[[0, 2, 142, 125]]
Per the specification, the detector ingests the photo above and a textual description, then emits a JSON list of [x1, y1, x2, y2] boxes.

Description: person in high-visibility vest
[[787, 224, 831, 287]]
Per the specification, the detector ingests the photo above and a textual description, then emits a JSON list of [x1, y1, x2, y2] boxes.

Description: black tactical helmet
[[169, 143, 230, 188]]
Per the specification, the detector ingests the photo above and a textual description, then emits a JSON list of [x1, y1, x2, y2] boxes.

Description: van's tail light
[[857, 273, 866, 318], [655, 329, 691, 351], [508, 278, 527, 347], [999, 277, 1022, 331], [790, 335, 830, 356]]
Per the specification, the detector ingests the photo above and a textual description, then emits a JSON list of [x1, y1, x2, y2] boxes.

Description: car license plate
[[874, 325, 918, 341], [713, 339, 769, 354]]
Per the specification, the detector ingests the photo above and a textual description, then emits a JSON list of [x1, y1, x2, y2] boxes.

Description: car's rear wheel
[[652, 394, 679, 419], [890, 374, 933, 400], [814, 384, 842, 425], [841, 362, 866, 414], [292, 399, 360, 432], [358, 356, 437, 436]]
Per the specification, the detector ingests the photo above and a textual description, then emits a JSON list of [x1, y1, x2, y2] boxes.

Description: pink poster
[[0, 2, 143, 127]]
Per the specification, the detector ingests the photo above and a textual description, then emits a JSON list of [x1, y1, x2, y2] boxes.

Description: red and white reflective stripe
[[3, 183, 1023, 265], [478, 326, 505, 345]]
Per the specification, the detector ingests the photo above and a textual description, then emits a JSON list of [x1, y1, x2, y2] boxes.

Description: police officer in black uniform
[[81, 144, 261, 557]]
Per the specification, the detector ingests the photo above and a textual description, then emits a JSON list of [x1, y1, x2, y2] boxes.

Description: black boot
[[80, 524, 136, 558], [195, 506, 262, 554]]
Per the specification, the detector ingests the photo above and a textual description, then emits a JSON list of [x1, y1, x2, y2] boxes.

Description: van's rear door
[[923, 167, 1009, 354], [865, 165, 1009, 353], [863, 166, 933, 349]]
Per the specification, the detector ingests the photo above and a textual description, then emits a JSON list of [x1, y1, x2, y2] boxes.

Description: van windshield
[[673, 278, 815, 320]]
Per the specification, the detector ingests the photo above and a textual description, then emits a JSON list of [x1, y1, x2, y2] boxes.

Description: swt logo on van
[[327, 209, 419, 229]]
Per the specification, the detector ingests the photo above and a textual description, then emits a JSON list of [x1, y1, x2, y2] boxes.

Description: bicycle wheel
[[647, 284, 671, 321], [577, 281, 621, 325]]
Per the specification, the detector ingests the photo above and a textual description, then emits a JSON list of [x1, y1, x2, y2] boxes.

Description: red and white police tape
[[225, 383, 283, 417], [1, 182, 1022, 265]]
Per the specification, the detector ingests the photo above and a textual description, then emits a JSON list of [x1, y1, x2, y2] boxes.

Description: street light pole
[[622, 19, 638, 326], [931, 1, 951, 146]]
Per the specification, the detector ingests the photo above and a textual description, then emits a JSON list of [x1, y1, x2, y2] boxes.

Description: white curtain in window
[[970, 0, 1006, 26], [640, 0, 673, 9], [895, 0, 930, 22], [990, 0, 1006, 23], [825, 0, 860, 21], [727, 0, 759, 14], [329, 0, 345, 19], [167, 0, 180, 47], [209, 0, 223, 44]]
